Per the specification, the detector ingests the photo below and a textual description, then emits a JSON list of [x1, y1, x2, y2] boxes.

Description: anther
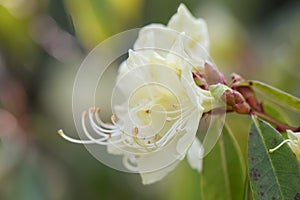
[[166, 117, 172, 122], [111, 114, 117, 122], [57, 129, 64, 136], [176, 128, 182, 132], [145, 109, 151, 114], [133, 127, 139, 135], [172, 104, 179, 108], [90, 107, 96, 113], [83, 111, 87, 117]]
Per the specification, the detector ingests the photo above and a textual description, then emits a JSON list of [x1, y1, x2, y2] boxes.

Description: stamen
[[165, 115, 182, 122], [113, 107, 193, 151], [88, 108, 116, 134], [111, 114, 118, 125], [133, 127, 139, 135], [58, 107, 124, 145], [167, 117, 172, 122], [90, 107, 96, 113], [57, 129, 97, 144], [156, 109, 194, 147], [151, 107, 189, 114], [172, 104, 179, 108], [82, 111, 126, 145], [59, 95, 196, 153], [176, 128, 182, 132], [131, 100, 155, 113], [269, 139, 293, 153], [94, 108, 116, 129], [83, 110, 87, 117]]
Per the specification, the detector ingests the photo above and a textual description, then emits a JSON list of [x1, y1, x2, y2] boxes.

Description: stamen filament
[[111, 114, 118, 125], [94, 108, 117, 129], [58, 129, 100, 144], [150, 105, 190, 114], [88, 109, 116, 134], [81, 112, 123, 145], [156, 109, 192, 146], [58, 101, 196, 153], [269, 139, 293, 153]]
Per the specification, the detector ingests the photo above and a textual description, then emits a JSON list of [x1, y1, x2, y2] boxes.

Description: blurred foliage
[[0, 0, 299, 199], [64, 0, 143, 49]]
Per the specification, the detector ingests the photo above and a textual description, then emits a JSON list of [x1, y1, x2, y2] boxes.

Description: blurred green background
[[0, 0, 299, 199]]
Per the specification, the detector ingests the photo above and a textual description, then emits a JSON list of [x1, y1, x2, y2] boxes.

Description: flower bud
[[221, 89, 251, 114], [233, 102, 251, 114], [236, 86, 261, 112], [204, 62, 227, 85]]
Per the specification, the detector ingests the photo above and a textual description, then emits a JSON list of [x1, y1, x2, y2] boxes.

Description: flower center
[[112, 82, 191, 151]]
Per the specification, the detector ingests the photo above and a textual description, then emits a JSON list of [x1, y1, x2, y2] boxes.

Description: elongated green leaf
[[263, 102, 291, 124], [200, 125, 246, 200], [243, 177, 253, 200], [248, 117, 300, 200], [239, 80, 300, 112]]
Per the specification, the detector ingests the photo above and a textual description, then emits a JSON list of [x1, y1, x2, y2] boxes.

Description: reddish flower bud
[[204, 62, 227, 85], [233, 102, 251, 114]]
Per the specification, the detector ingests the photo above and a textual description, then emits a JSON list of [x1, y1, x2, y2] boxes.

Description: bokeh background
[[0, 0, 299, 199]]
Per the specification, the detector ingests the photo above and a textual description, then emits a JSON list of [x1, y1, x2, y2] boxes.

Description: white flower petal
[[107, 137, 124, 155], [167, 3, 209, 51], [134, 24, 178, 51], [176, 110, 201, 153], [181, 66, 212, 111], [166, 32, 188, 65], [187, 137, 203, 172], [286, 130, 300, 162], [126, 49, 149, 68], [136, 135, 185, 184], [118, 60, 129, 76], [139, 159, 180, 185], [287, 130, 300, 140], [137, 108, 201, 184]]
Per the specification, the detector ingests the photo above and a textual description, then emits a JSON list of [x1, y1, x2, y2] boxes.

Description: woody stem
[[252, 110, 300, 132], [231, 77, 300, 132]]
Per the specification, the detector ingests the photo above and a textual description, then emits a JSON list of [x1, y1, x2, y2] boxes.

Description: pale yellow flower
[[59, 3, 217, 184]]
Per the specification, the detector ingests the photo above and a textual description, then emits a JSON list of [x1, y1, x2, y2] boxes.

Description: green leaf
[[239, 80, 300, 112], [263, 102, 291, 125], [248, 117, 300, 200], [243, 177, 253, 200], [200, 124, 246, 200]]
